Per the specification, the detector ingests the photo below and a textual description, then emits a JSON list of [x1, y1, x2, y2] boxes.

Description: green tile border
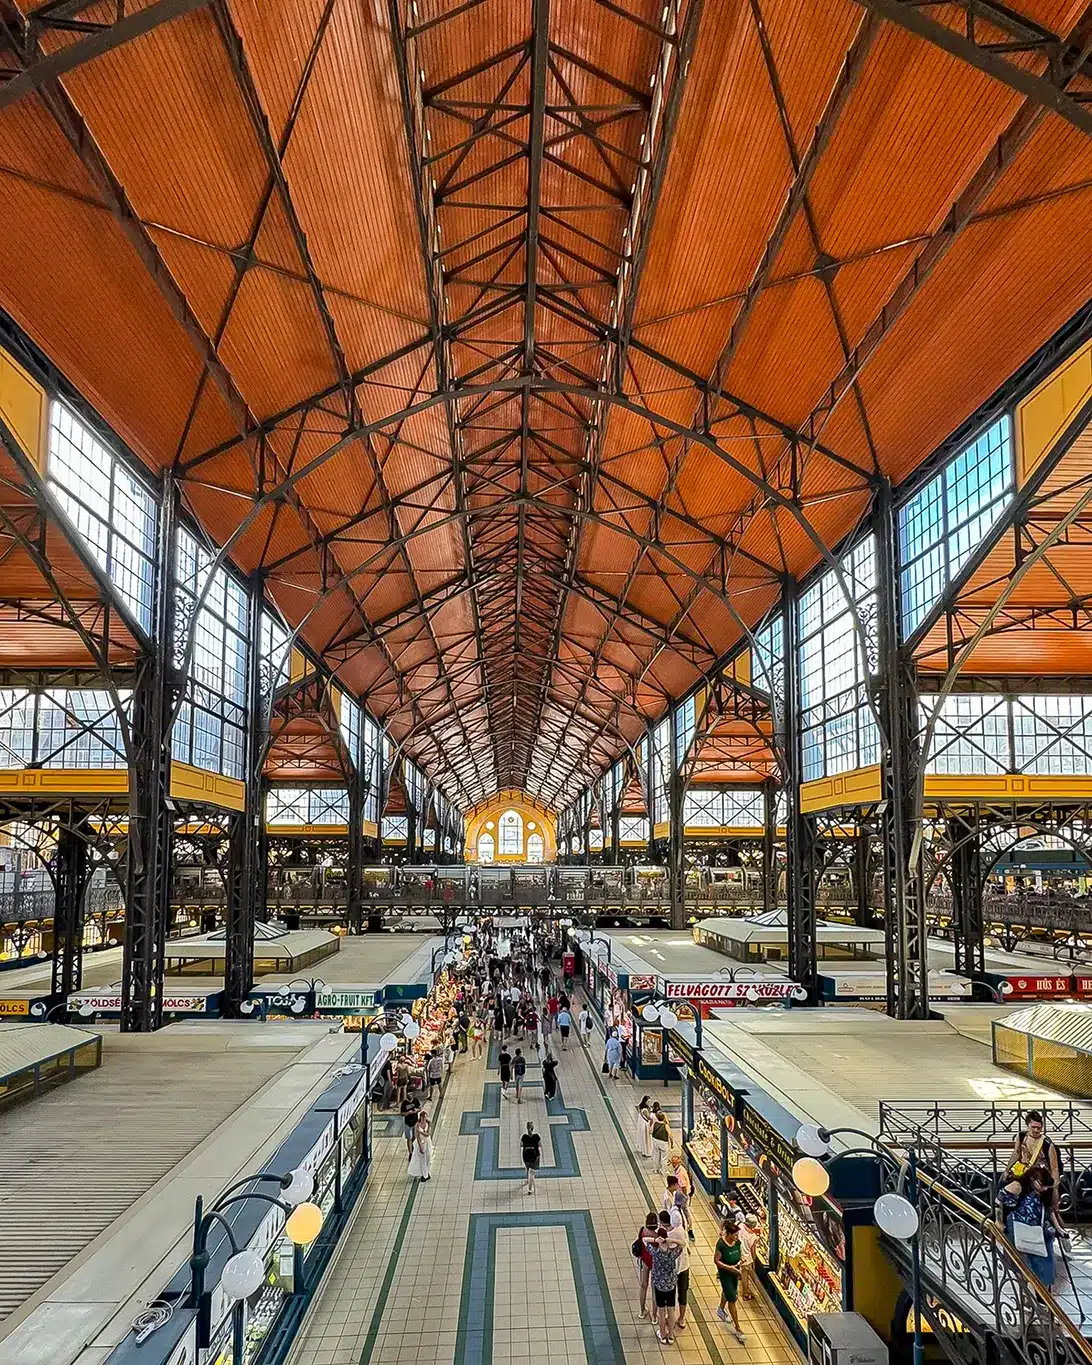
[[357, 1077, 452, 1365], [575, 1008, 727, 1365], [454, 1211, 623, 1365]]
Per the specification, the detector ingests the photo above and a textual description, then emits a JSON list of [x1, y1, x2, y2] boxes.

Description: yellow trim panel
[[0, 768, 128, 795], [1015, 336, 1092, 487], [0, 346, 48, 472], [169, 761, 246, 812], [800, 765, 882, 813]]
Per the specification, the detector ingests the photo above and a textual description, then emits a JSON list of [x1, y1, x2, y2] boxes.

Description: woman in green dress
[[714, 1219, 746, 1342]]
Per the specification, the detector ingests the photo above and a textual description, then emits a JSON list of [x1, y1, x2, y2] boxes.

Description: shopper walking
[[636, 1096, 653, 1157], [557, 1005, 572, 1050], [714, 1218, 746, 1341], [499, 1044, 512, 1098], [605, 1029, 622, 1078], [632, 1211, 659, 1320], [542, 1051, 558, 1101], [401, 1092, 420, 1159], [513, 1047, 527, 1103], [648, 1222, 683, 1345], [407, 1106, 433, 1183], [578, 1005, 593, 1045], [426, 1047, 444, 1102], [1000, 1165, 1066, 1286], [469, 1017, 485, 1059], [521, 1121, 541, 1194], [739, 1215, 760, 1299], [650, 1105, 671, 1175]]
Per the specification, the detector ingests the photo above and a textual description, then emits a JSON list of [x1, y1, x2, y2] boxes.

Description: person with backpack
[[648, 1221, 683, 1345], [1009, 1110, 1063, 1183], [631, 1211, 659, 1320], [499, 1044, 512, 1098], [521, 1121, 541, 1193], [513, 1047, 527, 1103]]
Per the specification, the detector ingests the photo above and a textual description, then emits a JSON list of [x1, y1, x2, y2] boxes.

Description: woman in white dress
[[408, 1106, 434, 1182], [636, 1095, 654, 1158]]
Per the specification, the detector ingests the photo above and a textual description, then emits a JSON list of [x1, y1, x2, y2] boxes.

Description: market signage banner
[[662, 979, 798, 1003], [0, 998, 30, 1016], [316, 988, 377, 1012], [740, 1099, 797, 1171], [70, 991, 213, 1014], [628, 973, 656, 992], [696, 1057, 738, 1108]]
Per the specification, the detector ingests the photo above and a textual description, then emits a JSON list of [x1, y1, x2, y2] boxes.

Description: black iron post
[[783, 581, 817, 996], [949, 812, 984, 978], [223, 574, 265, 1015], [123, 476, 177, 1032], [52, 825, 89, 998], [854, 826, 873, 928], [874, 480, 927, 1019], [761, 780, 777, 916]]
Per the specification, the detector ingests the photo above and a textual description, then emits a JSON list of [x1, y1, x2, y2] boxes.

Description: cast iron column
[[761, 781, 777, 916], [949, 812, 984, 978], [123, 476, 177, 1032], [223, 573, 265, 1015], [52, 825, 89, 998], [854, 828, 872, 927], [874, 481, 927, 1019], [783, 580, 817, 996]]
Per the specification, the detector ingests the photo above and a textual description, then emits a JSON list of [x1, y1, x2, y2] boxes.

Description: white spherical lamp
[[281, 1167, 314, 1207], [792, 1157, 831, 1198], [641, 1004, 659, 1023], [658, 1009, 678, 1030], [284, 1201, 323, 1246], [795, 1124, 830, 1159], [403, 1020, 421, 1041], [379, 1032, 399, 1054], [220, 1249, 265, 1300], [873, 1192, 919, 1240], [791, 985, 808, 1002], [745, 986, 760, 1003]]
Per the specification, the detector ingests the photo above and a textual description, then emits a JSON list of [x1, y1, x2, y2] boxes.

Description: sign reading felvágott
[[662, 980, 797, 1003]]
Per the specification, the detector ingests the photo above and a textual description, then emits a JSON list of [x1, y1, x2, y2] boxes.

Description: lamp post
[[188, 1167, 324, 1351], [640, 998, 696, 1048], [29, 1000, 95, 1023], [793, 1124, 924, 1365]]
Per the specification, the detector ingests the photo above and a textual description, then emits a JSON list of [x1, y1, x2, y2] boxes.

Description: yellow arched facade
[[463, 790, 558, 864]]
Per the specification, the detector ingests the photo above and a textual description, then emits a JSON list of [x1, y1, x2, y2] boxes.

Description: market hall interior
[[4, 0, 1092, 1363]]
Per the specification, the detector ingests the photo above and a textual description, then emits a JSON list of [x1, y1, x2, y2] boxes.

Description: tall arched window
[[526, 833, 544, 863], [477, 832, 495, 864], [498, 809, 523, 855]]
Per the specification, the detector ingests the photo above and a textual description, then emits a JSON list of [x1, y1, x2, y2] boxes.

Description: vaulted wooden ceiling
[[2, 0, 1092, 807]]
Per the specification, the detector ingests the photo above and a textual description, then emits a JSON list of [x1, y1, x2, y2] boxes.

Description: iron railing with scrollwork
[[879, 1101, 1092, 1145], [879, 1160, 1092, 1365]]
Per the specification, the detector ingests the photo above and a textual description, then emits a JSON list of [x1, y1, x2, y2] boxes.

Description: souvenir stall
[[677, 1050, 752, 1197], [628, 998, 700, 1081], [731, 1089, 889, 1348]]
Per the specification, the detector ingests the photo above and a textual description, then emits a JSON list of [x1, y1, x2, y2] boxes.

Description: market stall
[[694, 910, 885, 964]]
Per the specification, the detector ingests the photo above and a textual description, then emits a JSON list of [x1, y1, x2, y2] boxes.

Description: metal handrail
[[880, 1154, 1092, 1364]]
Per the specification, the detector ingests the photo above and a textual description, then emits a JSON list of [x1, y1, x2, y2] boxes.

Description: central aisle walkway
[[290, 1005, 801, 1365]]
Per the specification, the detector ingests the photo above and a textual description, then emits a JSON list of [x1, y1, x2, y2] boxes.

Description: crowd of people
[[630, 1156, 759, 1346]]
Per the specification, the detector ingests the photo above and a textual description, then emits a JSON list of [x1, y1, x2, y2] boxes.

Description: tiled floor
[[289, 996, 802, 1365]]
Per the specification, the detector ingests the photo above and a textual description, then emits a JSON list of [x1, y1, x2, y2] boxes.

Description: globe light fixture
[[792, 1156, 831, 1198], [284, 1201, 323, 1246], [873, 1192, 919, 1240], [220, 1249, 265, 1300], [403, 1019, 421, 1040], [658, 1009, 679, 1030], [280, 1168, 314, 1208], [379, 1032, 399, 1054], [791, 985, 808, 1002], [641, 1003, 659, 1022], [745, 986, 761, 1003], [795, 1123, 830, 1158]]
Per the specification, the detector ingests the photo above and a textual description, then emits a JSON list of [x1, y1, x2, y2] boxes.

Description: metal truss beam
[[851, 0, 1092, 139], [0, 0, 209, 112]]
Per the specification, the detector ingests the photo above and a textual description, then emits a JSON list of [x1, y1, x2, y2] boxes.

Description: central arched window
[[498, 809, 523, 855], [477, 832, 495, 864], [526, 833, 544, 863]]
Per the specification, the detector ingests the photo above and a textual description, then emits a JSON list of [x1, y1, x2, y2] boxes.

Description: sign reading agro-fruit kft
[[315, 988, 378, 1013]]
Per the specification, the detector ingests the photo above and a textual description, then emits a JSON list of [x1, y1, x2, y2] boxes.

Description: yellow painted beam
[[799, 765, 882, 813], [1015, 336, 1092, 487], [924, 773, 1092, 801], [0, 768, 128, 795], [169, 761, 246, 812], [0, 346, 48, 472], [266, 823, 349, 836]]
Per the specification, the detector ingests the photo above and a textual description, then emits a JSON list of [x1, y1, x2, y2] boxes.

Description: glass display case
[[686, 1088, 722, 1186], [770, 1199, 842, 1326]]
